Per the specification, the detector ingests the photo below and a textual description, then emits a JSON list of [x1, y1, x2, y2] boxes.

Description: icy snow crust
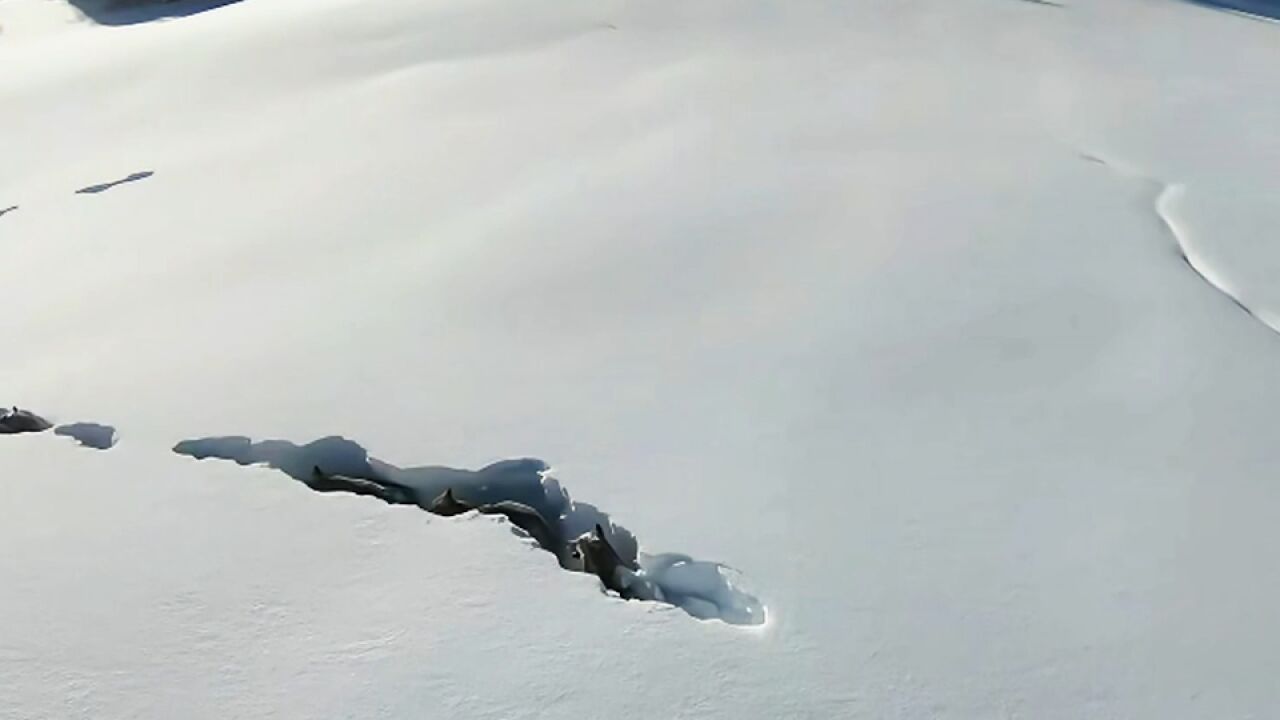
[[3, 0, 1280, 717]]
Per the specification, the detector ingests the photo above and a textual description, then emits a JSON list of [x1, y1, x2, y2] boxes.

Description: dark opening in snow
[[65, 0, 242, 26], [1186, 0, 1280, 20], [172, 435, 767, 626], [75, 171, 154, 195], [1, 408, 116, 451], [0, 407, 53, 434], [55, 423, 118, 450]]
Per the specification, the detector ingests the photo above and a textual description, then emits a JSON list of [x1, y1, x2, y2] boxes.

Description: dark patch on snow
[[1185, 0, 1280, 20], [55, 423, 118, 450], [172, 435, 767, 626], [65, 0, 242, 26], [0, 407, 53, 434], [0, 206, 17, 219], [3, 407, 118, 451], [75, 171, 154, 195]]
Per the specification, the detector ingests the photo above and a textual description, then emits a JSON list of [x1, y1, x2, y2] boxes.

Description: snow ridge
[[1152, 184, 1280, 334], [1085, 153, 1280, 338]]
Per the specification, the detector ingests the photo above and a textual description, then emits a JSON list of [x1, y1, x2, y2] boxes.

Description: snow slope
[[3, 0, 1280, 717]]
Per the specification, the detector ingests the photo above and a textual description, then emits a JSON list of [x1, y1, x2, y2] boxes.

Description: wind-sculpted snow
[[1153, 186, 1280, 336], [172, 435, 767, 626], [1084, 153, 1280, 339]]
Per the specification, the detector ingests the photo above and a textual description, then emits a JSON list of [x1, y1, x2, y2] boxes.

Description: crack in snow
[[54, 422, 119, 450], [0, 407, 118, 449], [172, 435, 768, 627], [2, 408, 762, 624], [75, 170, 154, 195]]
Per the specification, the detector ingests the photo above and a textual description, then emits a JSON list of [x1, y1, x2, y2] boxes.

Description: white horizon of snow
[[3, 0, 1280, 717]]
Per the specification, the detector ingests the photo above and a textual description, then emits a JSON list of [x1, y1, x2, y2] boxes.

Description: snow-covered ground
[[3, 0, 1279, 717]]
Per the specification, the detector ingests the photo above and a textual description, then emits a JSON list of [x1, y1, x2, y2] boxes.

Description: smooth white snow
[[3, 0, 1280, 717]]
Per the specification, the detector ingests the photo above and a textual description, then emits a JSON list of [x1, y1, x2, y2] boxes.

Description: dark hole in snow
[[2, 408, 118, 451], [0, 407, 53, 434], [172, 435, 767, 626], [75, 171, 154, 195], [65, 0, 242, 26], [55, 423, 118, 450]]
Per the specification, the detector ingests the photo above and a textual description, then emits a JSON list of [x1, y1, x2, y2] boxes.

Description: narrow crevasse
[[173, 435, 767, 627]]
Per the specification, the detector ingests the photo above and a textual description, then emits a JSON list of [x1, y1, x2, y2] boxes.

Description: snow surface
[[3, 0, 1280, 717]]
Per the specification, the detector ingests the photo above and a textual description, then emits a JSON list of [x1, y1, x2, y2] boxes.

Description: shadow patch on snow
[[0, 206, 17, 219], [66, 0, 242, 25], [172, 435, 767, 626], [55, 423, 118, 450], [1184, 0, 1280, 21], [75, 171, 154, 195]]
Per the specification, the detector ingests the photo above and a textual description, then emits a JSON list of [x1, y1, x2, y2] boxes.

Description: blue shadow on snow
[[66, 0, 242, 26]]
